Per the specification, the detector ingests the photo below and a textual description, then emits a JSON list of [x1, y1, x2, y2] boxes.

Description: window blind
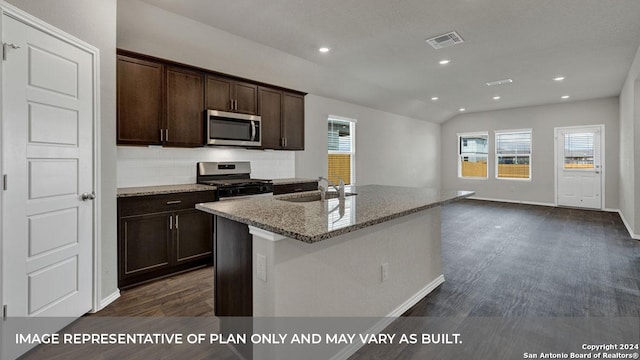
[[496, 131, 531, 155]]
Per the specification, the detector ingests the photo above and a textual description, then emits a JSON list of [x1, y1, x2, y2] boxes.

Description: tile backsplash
[[117, 146, 295, 187]]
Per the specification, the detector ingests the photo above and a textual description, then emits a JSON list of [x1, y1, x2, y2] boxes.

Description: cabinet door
[[206, 75, 233, 111], [234, 81, 258, 115], [257, 86, 283, 149], [119, 213, 172, 280], [166, 67, 205, 147], [174, 209, 213, 264], [117, 55, 163, 145], [282, 92, 305, 150]]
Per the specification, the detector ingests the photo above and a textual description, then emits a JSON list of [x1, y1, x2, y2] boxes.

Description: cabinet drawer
[[118, 191, 218, 216], [273, 182, 318, 195]]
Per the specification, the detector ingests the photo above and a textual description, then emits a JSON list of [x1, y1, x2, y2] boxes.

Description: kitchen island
[[196, 185, 473, 318]]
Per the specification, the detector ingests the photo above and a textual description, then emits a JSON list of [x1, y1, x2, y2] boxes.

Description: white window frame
[[328, 115, 357, 185], [494, 129, 532, 181], [457, 132, 489, 180]]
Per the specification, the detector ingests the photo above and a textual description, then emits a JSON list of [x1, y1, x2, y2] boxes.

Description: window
[[495, 130, 532, 180], [458, 132, 488, 178], [328, 116, 356, 185], [563, 132, 594, 169]]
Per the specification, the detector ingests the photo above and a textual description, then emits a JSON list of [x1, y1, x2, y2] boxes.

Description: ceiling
[[139, 0, 640, 123]]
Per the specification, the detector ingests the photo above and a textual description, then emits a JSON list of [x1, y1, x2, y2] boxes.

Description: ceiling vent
[[426, 31, 464, 49], [486, 78, 513, 86]]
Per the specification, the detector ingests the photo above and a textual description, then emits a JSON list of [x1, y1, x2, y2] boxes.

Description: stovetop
[[196, 161, 273, 197], [199, 178, 272, 188]]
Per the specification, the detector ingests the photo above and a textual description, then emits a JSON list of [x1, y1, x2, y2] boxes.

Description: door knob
[[81, 192, 96, 201]]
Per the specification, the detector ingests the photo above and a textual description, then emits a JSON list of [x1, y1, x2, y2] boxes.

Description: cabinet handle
[[169, 215, 173, 230], [234, 99, 238, 110], [230, 99, 234, 110], [175, 215, 179, 229], [165, 129, 169, 141], [166, 200, 181, 205], [160, 128, 164, 142]]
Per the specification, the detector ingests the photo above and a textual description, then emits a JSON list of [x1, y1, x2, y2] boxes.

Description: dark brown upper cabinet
[[165, 66, 205, 147], [117, 53, 205, 147], [117, 55, 164, 145], [117, 49, 306, 150], [258, 87, 305, 150], [206, 74, 257, 115]]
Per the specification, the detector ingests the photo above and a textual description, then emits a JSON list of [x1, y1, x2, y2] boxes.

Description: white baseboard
[[330, 275, 445, 360], [468, 196, 555, 207], [92, 289, 121, 313], [616, 209, 640, 240]]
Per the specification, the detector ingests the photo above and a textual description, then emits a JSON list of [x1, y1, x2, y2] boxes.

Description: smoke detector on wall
[[426, 31, 464, 49]]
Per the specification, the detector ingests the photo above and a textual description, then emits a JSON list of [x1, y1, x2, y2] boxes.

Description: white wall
[[4, 0, 119, 306], [118, 147, 294, 187], [618, 43, 640, 237], [298, 95, 441, 187], [117, 0, 442, 189], [441, 97, 620, 208]]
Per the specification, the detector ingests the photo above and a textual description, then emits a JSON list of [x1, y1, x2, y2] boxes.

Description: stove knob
[[260, 186, 267, 192]]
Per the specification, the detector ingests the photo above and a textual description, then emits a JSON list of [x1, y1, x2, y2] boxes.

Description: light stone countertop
[[271, 178, 317, 185], [117, 184, 216, 197], [196, 185, 474, 243]]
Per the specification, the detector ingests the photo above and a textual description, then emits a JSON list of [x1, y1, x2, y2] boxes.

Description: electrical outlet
[[257, 254, 267, 282], [381, 263, 389, 282]]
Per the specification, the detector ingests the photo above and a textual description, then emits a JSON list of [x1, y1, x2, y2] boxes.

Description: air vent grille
[[426, 31, 464, 49]]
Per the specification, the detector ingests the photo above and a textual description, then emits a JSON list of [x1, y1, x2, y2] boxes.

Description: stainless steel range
[[197, 161, 273, 200]]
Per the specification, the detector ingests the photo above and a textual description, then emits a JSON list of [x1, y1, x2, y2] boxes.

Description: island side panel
[[215, 216, 253, 316], [251, 207, 444, 317]]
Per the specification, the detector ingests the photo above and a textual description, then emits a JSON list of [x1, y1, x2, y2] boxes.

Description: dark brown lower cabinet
[[118, 191, 217, 288], [214, 216, 253, 316]]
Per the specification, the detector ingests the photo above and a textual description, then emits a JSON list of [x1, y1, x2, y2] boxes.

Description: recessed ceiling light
[[493, 96, 501, 100], [561, 95, 570, 99], [459, 108, 466, 112], [439, 59, 451, 65], [553, 76, 565, 81], [318, 47, 330, 53], [431, 96, 439, 101]]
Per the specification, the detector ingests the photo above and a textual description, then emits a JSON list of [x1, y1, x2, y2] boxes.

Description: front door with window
[[556, 126, 603, 209]]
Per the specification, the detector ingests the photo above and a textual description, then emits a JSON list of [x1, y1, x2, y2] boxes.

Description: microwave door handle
[[251, 121, 256, 141]]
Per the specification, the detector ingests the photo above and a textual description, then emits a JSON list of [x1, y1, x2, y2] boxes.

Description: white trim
[[328, 114, 357, 123], [92, 290, 120, 313], [0, 1, 102, 313], [468, 196, 556, 208], [330, 275, 445, 360], [494, 129, 532, 180], [249, 226, 288, 242], [457, 132, 489, 179], [616, 210, 640, 240], [553, 124, 605, 210]]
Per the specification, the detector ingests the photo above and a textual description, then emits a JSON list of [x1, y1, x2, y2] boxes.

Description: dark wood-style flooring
[[407, 199, 640, 317], [20, 200, 640, 359]]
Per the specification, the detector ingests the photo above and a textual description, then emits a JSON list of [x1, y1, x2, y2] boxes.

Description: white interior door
[[556, 126, 602, 209], [2, 13, 94, 357]]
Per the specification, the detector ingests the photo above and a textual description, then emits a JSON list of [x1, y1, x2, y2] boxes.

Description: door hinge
[[2, 174, 6, 190], [3, 304, 7, 320]]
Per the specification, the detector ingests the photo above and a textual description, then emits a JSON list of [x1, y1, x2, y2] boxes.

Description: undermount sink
[[280, 192, 357, 203]]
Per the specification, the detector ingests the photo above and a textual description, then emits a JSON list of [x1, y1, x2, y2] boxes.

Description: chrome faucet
[[318, 176, 345, 201]]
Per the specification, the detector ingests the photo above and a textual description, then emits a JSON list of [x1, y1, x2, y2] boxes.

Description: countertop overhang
[[196, 185, 474, 243]]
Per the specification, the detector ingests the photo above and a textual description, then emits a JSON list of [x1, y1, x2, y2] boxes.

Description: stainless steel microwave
[[206, 110, 261, 147]]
